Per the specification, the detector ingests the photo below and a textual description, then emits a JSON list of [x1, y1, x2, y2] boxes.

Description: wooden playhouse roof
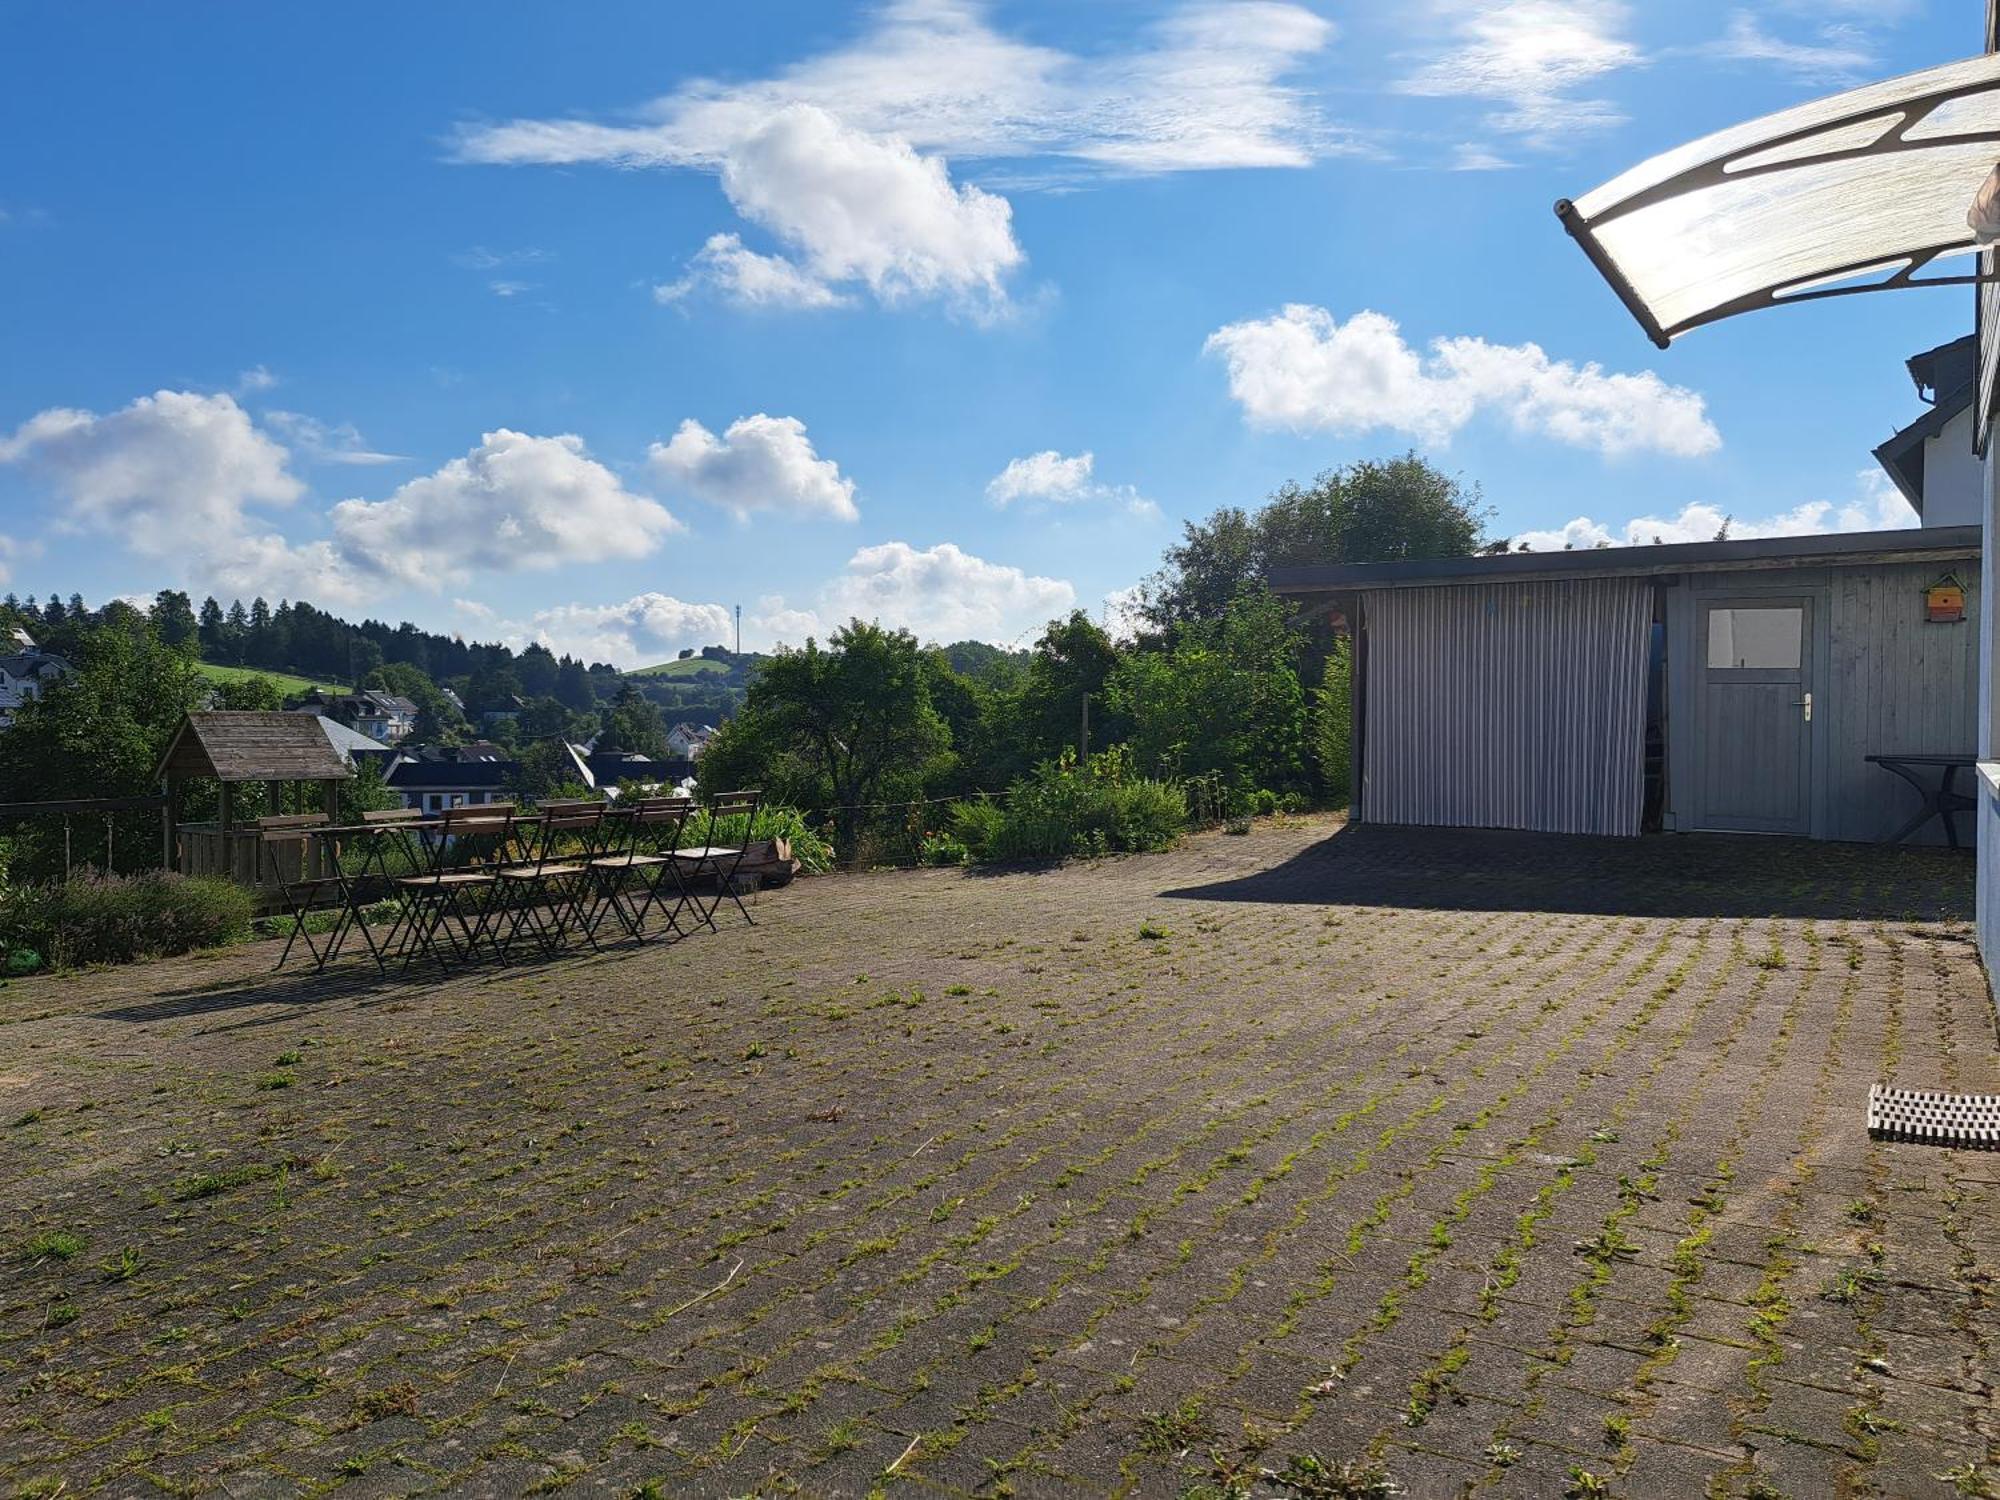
[[155, 711, 354, 783]]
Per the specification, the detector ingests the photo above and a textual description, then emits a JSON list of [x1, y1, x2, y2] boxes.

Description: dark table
[[1865, 753, 1977, 849]]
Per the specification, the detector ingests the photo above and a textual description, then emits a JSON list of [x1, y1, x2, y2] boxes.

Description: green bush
[[700, 804, 835, 874], [1250, 788, 1280, 816], [918, 831, 971, 867], [1313, 636, 1353, 804], [946, 799, 1007, 858], [0, 869, 255, 971], [981, 749, 1187, 864]]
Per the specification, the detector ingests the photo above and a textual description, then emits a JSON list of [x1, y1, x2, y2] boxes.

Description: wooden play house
[[155, 712, 353, 900]]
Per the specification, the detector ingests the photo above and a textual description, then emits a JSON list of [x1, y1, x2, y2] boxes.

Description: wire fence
[[0, 796, 171, 882]]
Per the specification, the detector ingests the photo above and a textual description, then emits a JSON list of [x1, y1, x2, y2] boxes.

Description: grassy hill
[[196, 661, 347, 697], [629, 654, 764, 679]]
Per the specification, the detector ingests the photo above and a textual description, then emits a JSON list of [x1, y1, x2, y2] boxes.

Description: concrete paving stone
[[3, 817, 1992, 1494]]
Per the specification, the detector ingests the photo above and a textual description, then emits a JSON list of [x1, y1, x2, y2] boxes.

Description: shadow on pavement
[[1158, 821, 1974, 922]]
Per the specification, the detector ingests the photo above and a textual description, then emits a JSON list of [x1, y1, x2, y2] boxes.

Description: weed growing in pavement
[[18, 1229, 86, 1263]]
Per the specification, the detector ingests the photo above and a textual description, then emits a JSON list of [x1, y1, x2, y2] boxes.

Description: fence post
[[62, 814, 71, 880]]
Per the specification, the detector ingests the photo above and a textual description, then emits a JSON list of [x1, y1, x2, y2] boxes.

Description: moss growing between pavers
[[0, 818, 1990, 1498]]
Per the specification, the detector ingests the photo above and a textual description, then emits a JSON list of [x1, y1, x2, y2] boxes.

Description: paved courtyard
[[2, 815, 1997, 1498]]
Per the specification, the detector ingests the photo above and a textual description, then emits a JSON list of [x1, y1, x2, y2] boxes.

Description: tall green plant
[[1313, 635, 1354, 805]]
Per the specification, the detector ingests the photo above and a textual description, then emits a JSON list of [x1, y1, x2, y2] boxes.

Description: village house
[[666, 721, 716, 759], [0, 630, 72, 730], [291, 688, 421, 744]]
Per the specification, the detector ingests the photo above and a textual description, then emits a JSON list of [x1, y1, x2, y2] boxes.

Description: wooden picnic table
[[1865, 752, 1976, 849]]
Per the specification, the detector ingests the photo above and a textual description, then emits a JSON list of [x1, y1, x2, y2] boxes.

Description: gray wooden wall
[[1664, 559, 1980, 845]]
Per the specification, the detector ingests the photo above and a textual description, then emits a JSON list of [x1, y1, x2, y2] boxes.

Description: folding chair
[[259, 813, 339, 971], [495, 801, 609, 958], [672, 789, 763, 931], [393, 804, 514, 971], [585, 796, 694, 944], [338, 808, 425, 969]]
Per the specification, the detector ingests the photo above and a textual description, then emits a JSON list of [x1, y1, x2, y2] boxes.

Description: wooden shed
[[1272, 526, 1983, 844], [155, 712, 352, 895]]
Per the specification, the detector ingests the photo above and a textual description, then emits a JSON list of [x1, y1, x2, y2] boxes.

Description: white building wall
[[1977, 442, 2000, 997], [1925, 406, 1985, 527]]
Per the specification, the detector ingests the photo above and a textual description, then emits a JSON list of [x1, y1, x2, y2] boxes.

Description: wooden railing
[[176, 822, 335, 910]]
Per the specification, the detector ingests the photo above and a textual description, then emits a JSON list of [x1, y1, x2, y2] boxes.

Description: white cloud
[[1450, 142, 1516, 171], [1510, 469, 1916, 550], [0, 390, 382, 605], [654, 232, 852, 310], [711, 105, 1023, 314], [648, 413, 859, 522], [452, 246, 550, 271], [748, 592, 825, 646], [752, 540, 1075, 647], [262, 410, 404, 466], [206, 533, 371, 607], [330, 428, 683, 588], [1101, 584, 1147, 643], [500, 592, 735, 668], [0, 390, 302, 552], [987, 449, 1097, 504], [1703, 13, 1876, 82], [488, 279, 534, 298], [0, 394, 298, 548], [985, 448, 1159, 517], [455, 1, 1343, 177], [1203, 305, 1719, 458], [236, 364, 279, 393], [459, 3, 1346, 315], [1397, 0, 1640, 144]]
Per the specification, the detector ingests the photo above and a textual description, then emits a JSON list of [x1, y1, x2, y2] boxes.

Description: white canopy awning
[[1560, 51, 2000, 347]]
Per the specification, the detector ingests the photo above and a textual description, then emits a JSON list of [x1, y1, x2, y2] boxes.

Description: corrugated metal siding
[[1360, 578, 1650, 836]]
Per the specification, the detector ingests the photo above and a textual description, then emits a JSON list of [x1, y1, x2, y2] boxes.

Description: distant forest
[[0, 588, 1033, 728]]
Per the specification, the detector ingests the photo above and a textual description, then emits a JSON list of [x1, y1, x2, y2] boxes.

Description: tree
[[706, 621, 949, 859], [464, 661, 522, 715], [339, 759, 401, 821], [598, 683, 667, 757], [553, 658, 595, 712], [211, 674, 284, 710], [509, 739, 588, 803], [518, 696, 589, 743], [1016, 610, 1123, 768], [515, 643, 559, 698], [409, 700, 465, 747], [0, 612, 210, 874], [197, 596, 226, 657], [1143, 455, 1487, 631], [151, 590, 199, 648], [1311, 636, 1354, 805], [1110, 589, 1308, 798]]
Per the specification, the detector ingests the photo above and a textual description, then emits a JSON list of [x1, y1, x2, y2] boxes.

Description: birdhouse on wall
[[1925, 574, 1966, 624]]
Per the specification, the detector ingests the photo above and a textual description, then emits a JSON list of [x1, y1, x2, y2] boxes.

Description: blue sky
[[0, 1, 1981, 665]]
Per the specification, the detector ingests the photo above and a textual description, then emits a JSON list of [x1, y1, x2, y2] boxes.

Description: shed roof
[[155, 711, 355, 783], [1268, 525, 1980, 594]]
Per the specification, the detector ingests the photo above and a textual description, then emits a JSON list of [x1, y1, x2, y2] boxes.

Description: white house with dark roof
[[0, 632, 72, 730]]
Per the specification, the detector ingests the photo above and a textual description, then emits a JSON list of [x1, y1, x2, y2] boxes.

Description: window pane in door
[[1707, 606, 1803, 669]]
